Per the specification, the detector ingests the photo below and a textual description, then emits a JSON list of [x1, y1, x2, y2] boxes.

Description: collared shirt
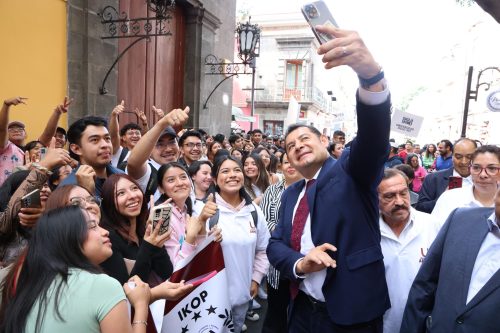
[[291, 84, 390, 302], [467, 213, 500, 303], [0, 140, 24, 186], [436, 155, 453, 171], [380, 208, 441, 333], [452, 169, 473, 188], [431, 186, 494, 227]]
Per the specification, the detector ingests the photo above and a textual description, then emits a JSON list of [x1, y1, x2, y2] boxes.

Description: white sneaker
[[252, 299, 261, 310], [246, 310, 260, 321], [241, 324, 248, 332]]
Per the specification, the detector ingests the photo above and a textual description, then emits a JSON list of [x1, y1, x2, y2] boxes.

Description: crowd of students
[[1, 23, 500, 333]]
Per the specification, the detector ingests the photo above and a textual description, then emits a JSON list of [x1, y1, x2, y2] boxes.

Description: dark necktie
[[290, 179, 316, 299]]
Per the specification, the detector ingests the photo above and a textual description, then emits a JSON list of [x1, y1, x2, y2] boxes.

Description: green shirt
[[25, 269, 125, 333]]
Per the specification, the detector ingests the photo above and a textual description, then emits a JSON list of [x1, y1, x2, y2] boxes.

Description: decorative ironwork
[[236, 17, 260, 64], [97, 1, 175, 94], [462, 66, 500, 137], [204, 54, 252, 76], [98, 5, 173, 39]]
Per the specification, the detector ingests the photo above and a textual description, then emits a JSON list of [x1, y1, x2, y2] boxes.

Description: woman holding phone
[[210, 156, 270, 332], [156, 162, 217, 266], [99, 174, 173, 285]]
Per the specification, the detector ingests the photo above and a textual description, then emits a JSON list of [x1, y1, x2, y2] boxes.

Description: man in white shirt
[[377, 169, 440, 333], [401, 181, 500, 332]]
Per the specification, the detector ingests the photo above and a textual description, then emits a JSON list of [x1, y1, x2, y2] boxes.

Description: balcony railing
[[255, 86, 334, 114]]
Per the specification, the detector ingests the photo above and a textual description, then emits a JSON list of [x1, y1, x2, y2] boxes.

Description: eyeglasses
[[69, 196, 102, 207], [126, 130, 141, 137], [155, 140, 177, 149], [8, 127, 25, 133], [469, 165, 500, 176], [184, 142, 202, 149]]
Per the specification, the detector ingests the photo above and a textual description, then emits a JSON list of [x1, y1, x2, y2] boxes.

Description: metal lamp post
[[462, 66, 500, 137], [236, 18, 261, 131]]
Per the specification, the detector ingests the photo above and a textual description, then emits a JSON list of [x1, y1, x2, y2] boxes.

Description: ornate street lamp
[[236, 18, 261, 130], [236, 18, 260, 64]]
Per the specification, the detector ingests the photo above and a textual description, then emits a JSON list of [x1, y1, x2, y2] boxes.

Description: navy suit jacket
[[415, 167, 454, 213], [267, 95, 392, 325], [400, 207, 499, 333]]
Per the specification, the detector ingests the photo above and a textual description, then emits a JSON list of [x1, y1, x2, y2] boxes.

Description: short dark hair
[[24, 140, 44, 151], [471, 144, 500, 162], [333, 130, 345, 137], [67, 116, 108, 146], [188, 160, 213, 178], [393, 164, 414, 182], [178, 130, 203, 146], [228, 134, 242, 145], [285, 124, 321, 141], [213, 133, 225, 144], [56, 126, 67, 138], [252, 129, 263, 135], [119, 123, 142, 137], [439, 139, 453, 151]]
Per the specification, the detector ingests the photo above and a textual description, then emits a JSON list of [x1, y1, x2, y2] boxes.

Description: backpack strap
[[208, 204, 258, 229], [145, 162, 158, 198], [117, 148, 129, 170]]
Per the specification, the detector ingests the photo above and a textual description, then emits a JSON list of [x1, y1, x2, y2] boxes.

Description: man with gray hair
[[378, 168, 440, 333]]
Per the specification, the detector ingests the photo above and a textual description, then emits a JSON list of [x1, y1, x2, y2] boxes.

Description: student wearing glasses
[[431, 145, 500, 227], [178, 130, 204, 168]]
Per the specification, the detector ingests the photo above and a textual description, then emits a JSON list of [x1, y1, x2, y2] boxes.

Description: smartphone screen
[[185, 270, 217, 287], [301, 1, 338, 44], [448, 176, 463, 190]]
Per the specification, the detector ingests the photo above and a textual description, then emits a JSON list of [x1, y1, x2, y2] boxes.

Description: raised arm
[[127, 106, 189, 179], [38, 97, 72, 147], [0, 97, 27, 148], [134, 108, 149, 134], [109, 101, 125, 155], [316, 25, 390, 187]]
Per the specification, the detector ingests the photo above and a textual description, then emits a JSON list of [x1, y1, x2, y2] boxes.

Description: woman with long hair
[[0, 205, 151, 333], [156, 162, 213, 266], [422, 143, 437, 170], [210, 156, 270, 332], [206, 141, 222, 163], [406, 153, 427, 192], [98, 174, 172, 285], [188, 160, 214, 215], [242, 153, 270, 205], [253, 146, 281, 184]]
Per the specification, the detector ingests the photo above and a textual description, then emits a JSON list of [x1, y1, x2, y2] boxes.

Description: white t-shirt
[[215, 203, 270, 307], [111, 146, 130, 168], [432, 186, 493, 227], [380, 208, 441, 333]]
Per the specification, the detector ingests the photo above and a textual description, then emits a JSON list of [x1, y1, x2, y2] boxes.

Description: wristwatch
[[358, 68, 385, 89]]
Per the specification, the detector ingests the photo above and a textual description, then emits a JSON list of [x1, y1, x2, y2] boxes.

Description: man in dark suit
[[400, 186, 500, 333], [415, 138, 477, 213], [267, 24, 391, 333]]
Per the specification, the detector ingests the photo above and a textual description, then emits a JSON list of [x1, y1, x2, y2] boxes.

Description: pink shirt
[[412, 166, 427, 192], [0, 141, 24, 186]]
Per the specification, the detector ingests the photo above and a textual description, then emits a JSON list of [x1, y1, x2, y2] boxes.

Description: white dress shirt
[[453, 169, 473, 188], [467, 213, 500, 304], [380, 208, 441, 333]]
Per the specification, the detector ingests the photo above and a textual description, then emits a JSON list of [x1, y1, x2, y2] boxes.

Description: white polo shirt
[[380, 208, 441, 333]]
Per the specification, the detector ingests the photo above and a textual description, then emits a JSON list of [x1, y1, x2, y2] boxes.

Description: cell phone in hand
[[185, 270, 217, 287], [149, 202, 173, 235], [448, 176, 463, 190], [21, 189, 42, 208], [39, 147, 47, 161], [301, 1, 338, 45]]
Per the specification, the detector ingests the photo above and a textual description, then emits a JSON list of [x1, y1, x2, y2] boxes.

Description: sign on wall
[[486, 89, 500, 112]]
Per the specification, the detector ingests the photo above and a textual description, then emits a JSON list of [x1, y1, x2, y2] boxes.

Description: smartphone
[[39, 147, 47, 160], [185, 270, 217, 287], [149, 202, 173, 235], [21, 189, 42, 208], [301, 1, 338, 45], [448, 176, 463, 190]]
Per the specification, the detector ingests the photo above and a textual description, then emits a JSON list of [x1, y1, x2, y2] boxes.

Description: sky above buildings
[[236, 0, 500, 143]]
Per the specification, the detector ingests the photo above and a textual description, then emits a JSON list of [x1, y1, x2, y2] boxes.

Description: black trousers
[[289, 291, 383, 333], [261, 279, 290, 333]]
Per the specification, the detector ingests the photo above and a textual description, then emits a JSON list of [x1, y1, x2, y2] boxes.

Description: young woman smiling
[[210, 156, 270, 332], [156, 162, 215, 266], [242, 153, 270, 205], [188, 160, 214, 215], [100, 174, 173, 285]]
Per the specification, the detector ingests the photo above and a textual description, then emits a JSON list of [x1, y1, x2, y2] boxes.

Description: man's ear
[[69, 143, 83, 157], [320, 135, 329, 148]]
